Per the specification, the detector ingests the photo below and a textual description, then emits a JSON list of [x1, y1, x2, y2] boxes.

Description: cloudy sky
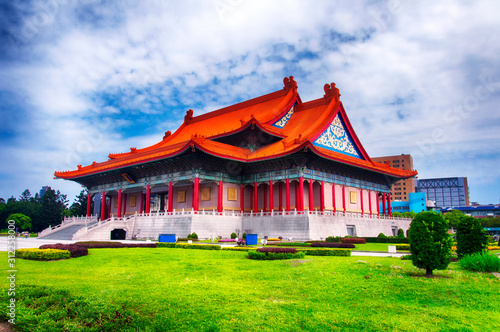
[[1, 0, 499, 205]]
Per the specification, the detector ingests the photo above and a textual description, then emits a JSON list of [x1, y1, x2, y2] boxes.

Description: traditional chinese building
[[44, 77, 417, 241]]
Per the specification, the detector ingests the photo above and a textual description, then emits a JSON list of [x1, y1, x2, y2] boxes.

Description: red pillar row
[[218, 181, 223, 213], [298, 177, 304, 211], [145, 185, 151, 214], [168, 181, 173, 212], [86, 193, 92, 217], [193, 178, 199, 212], [308, 179, 313, 211], [100, 191, 106, 220], [117, 189, 122, 218], [285, 179, 290, 212]]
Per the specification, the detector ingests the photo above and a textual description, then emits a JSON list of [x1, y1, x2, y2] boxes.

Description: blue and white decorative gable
[[271, 104, 295, 129], [313, 113, 363, 159]]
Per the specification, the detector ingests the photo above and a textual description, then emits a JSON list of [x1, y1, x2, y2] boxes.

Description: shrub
[[248, 250, 305, 260], [257, 247, 297, 254], [365, 237, 409, 243], [300, 249, 351, 257], [237, 239, 246, 246], [326, 236, 341, 243], [408, 212, 452, 275], [396, 244, 410, 251], [275, 242, 310, 247], [187, 233, 192, 239], [218, 239, 237, 242], [230, 232, 237, 239], [157, 243, 176, 248], [177, 238, 199, 242], [189, 232, 198, 239], [458, 252, 500, 272], [39, 244, 89, 258], [397, 228, 405, 238], [310, 242, 355, 248], [341, 237, 366, 244], [175, 243, 221, 250], [268, 238, 281, 241], [16, 248, 70, 260], [74, 242, 157, 249], [456, 216, 488, 259], [243, 233, 246, 239]]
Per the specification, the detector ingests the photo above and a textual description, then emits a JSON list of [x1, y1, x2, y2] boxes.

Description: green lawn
[[1, 248, 499, 331], [351, 242, 409, 252]]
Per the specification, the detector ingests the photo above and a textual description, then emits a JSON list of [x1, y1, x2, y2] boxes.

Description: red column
[[279, 182, 283, 211], [285, 179, 290, 212], [253, 182, 258, 212], [376, 191, 380, 215], [145, 185, 151, 214], [100, 191, 106, 220], [86, 193, 92, 217], [240, 184, 244, 213], [360, 188, 364, 215], [123, 193, 127, 217], [140, 193, 144, 214], [308, 180, 313, 211], [368, 190, 372, 215], [108, 196, 112, 219], [382, 193, 387, 217], [269, 180, 274, 212], [298, 176, 304, 211], [193, 178, 199, 212], [218, 181, 223, 213], [117, 189, 122, 218], [263, 184, 267, 212], [168, 181, 173, 213], [342, 185, 346, 213], [332, 183, 336, 213], [320, 181, 325, 212], [295, 181, 299, 209], [388, 193, 392, 217]]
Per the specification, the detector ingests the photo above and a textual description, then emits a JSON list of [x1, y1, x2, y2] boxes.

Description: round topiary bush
[[190, 232, 198, 240], [243, 233, 246, 239], [397, 228, 405, 238], [230, 232, 237, 239], [408, 212, 452, 276], [456, 216, 488, 259]]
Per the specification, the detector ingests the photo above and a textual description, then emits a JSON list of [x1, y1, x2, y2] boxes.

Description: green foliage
[[458, 252, 500, 272], [7, 213, 32, 230], [247, 250, 305, 260], [397, 228, 405, 238], [69, 189, 92, 217], [175, 243, 221, 250], [230, 232, 237, 239], [396, 244, 410, 250], [443, 209, 466, 229], [376, 233, 387, 242], [16, 248, 70, 260], [190, 232, 198, 239], [408, 211, 453, 275], [456, 216, 488, 259], [274, 242, 311, 247], [299, 249, 351, 256], [156, 243, 177, 248], [242, 233, 246, 239], [326, 236, 341, 243]]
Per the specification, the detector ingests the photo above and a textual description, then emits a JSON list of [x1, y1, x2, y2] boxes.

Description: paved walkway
[[0, 237, 407, 257]]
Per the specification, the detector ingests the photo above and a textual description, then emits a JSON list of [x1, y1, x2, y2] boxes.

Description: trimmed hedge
[[298, 248, 351, 257], [248, 251, 305, 260], [39, 244, 89, 258], [396, 244, 410, 250], [222, 247, 254, 252], [74, 241, 157, 249], [16, 248, 70, 260], [274, 242, 311, 247], [257, 247, 297, 254], [174, 243, 221, 250], [310, 242, 355, 248], [365, 237, 410, 244], [341, 238, 366, 244]]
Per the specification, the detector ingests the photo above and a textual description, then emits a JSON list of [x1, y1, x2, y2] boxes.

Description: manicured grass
[[350, 242, 410, 252], [1, 248, 499, 331]]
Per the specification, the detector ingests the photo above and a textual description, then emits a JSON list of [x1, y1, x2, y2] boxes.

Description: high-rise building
[[415, 177, 469, 207], [39, 186, 50, 197], [372, 154, 415, 201]]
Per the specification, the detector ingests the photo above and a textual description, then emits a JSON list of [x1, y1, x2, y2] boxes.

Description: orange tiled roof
[[54, 77, 417, 180]]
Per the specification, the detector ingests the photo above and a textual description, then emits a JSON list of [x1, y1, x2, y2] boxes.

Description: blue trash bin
[[246, 234, 258, 245], [159, 234, 176, 243]]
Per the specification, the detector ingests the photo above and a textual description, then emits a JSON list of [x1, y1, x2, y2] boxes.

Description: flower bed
[[39, 244, 89, 258], [310, 242, 355, 248], [218, 239, 237, 243], [274, 242, 311, 247], [267, 238, 281, 241], [16, 248, 70, 260], [298, 248, 351, 257], [257, 247, 297, 254], [249, 248, 305, 260], [74, 241, 157, 249], [341, 237, 367, 244]]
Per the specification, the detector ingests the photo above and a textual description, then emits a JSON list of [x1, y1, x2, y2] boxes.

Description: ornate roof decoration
[[313, 113, 361, 159], [54, 77, 417, 181]]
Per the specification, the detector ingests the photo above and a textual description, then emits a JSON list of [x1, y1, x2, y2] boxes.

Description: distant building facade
[[442, 205, 500, 218], [372, 154, 415, 202], [416, 177, 469, 207], [39, 186, 50, 197]]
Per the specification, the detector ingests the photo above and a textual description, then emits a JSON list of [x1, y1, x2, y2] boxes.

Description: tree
[[19, 189, 32, 202], [408, 212, 452, 276], [456, 216, 488, 259], [69, 189, 91, 217], [443, 209, 465, 229], [7, 213, 32, 231], [37, 188, 68, 232], [397, 228, 405, 238]]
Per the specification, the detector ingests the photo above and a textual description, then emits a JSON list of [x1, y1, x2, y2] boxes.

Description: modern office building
[[416, 177, 469, 207], [372, 154, 415, 202], [442, 205, 500, 218]]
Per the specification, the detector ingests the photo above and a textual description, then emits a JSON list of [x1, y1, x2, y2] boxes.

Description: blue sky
[[0, 0, 499, 205]]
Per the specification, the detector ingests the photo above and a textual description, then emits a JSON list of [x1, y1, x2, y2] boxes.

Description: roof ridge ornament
[[163, 131, 171, 140], [323, 82, 341, 102], [283, 76, 298, 91], [184, 109, 194, 124]]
